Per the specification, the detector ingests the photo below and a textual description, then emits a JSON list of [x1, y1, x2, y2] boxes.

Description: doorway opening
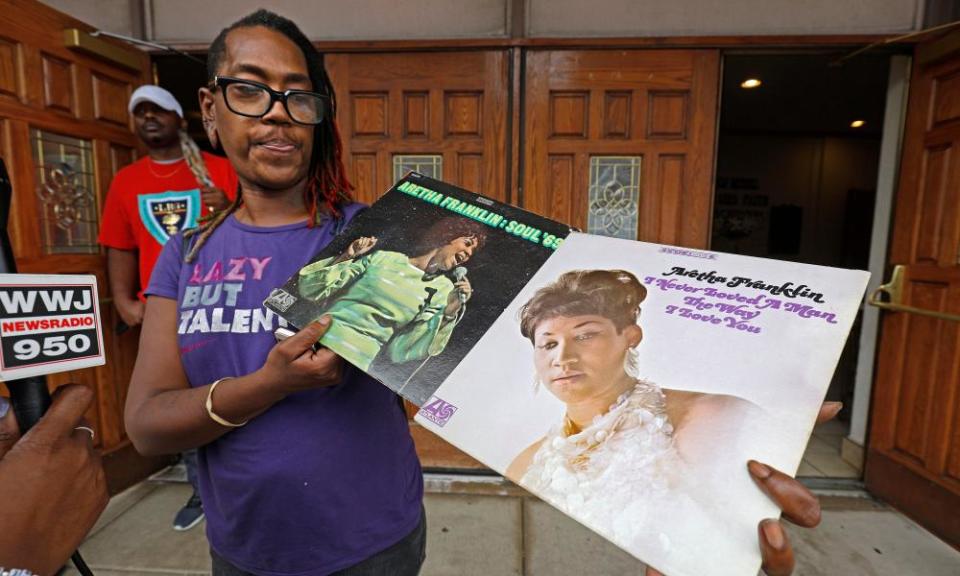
[[713, 52, 892, 479], [154, 54, 216, 154]]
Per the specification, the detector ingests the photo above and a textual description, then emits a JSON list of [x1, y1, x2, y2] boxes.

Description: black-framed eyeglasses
[[212, 76, 329, 125]]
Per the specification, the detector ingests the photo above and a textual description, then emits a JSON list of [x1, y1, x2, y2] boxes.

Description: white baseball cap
[[128, 85, 184, 118]]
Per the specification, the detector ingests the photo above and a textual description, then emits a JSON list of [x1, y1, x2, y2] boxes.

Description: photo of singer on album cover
[[263, 173, 571, 406]]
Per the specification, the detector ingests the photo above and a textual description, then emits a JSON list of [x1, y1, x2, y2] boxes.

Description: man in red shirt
[[99, 85, 237, 531], [100, 85, 238, 323]]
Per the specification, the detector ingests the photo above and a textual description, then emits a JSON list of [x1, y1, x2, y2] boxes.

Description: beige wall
[[528, 0, 922, 37], [44, 0, 923, 43], [147, 0, 510, 43], [42, 0, 142, 36]]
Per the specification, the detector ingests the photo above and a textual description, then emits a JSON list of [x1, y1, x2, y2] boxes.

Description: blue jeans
[[183, 449, 200, 493], [210, 507, 426, 576]]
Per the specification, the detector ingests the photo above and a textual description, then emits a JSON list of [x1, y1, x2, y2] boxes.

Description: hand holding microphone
[[336, 236, 378, 263], [0, 385, 109, 575], [0, 158, 105, 575], [444, 266, 472, 318]]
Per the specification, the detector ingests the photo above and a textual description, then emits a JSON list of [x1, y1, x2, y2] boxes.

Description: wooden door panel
[[91, 72, 132, 126], [866, 33, 960, 547], [538, 153, 587, 230], [931, 70, 960, 126], [0, 0, 170, 493], [523, 49, 719, 248], [328, 50, 509, 470], [0, 36, 20, 100], [647, 91, 689, 139], [41, 52, 75, 115]]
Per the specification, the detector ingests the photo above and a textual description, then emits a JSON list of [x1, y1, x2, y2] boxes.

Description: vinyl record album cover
[[264, 172, 572, 406], [416, 232, 870, 576]]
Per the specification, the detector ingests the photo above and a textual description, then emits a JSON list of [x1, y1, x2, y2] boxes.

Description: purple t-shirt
[[146, 207, 423, 576]]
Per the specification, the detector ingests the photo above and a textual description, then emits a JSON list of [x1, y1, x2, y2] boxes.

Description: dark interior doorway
[[154, 54, 216, 153], [714, 52, 892, 478]]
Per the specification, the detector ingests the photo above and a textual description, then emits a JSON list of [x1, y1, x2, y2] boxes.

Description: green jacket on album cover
[[298, 251, 458, 370]]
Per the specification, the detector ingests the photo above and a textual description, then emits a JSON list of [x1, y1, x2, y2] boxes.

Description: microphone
[[452, 266, 468, 303], [5, 377, 52, 433], [0, 157, 52, 432]]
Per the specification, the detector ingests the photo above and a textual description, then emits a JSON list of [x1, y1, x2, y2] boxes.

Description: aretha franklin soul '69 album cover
[[263, 172, 572, 406], [416, 232, 870, 576]]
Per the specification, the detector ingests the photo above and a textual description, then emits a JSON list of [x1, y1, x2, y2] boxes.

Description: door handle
[[868, 264, 960, 322]]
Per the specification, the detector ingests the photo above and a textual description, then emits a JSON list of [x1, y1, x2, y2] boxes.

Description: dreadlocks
[[184, 9, 353, 263]]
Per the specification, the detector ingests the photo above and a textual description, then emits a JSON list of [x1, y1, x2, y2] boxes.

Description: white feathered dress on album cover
[[416, 232, 869, 576]]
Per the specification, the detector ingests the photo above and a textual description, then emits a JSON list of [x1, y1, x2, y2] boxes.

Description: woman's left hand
[[646, 401, 843, 576]]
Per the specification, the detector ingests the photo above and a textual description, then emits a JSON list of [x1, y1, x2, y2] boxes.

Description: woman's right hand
[[258, 316, 344, 395]]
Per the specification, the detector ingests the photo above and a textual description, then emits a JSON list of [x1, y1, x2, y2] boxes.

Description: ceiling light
[[740, 78, 762, 89], [850, 120, 866, 128]]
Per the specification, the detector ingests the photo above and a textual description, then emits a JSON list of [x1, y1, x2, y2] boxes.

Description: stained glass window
[[587, 156, 641, 240], [30, 129, 99, 254], [393, 154, 442, 182]]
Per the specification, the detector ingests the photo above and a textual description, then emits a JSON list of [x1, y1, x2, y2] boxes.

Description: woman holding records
[[124, 9, 424, 576], [125, 8, 829, 576]]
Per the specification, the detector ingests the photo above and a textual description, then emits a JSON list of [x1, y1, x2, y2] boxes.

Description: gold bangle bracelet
[[205, 377, 248, 428]]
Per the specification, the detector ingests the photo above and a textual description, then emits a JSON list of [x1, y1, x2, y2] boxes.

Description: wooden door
[[327, 50, 509, 204], [326, 50, 510, 469], [0, 0, 170, 492], [523, 49, 719, 247], [865, 33, 960, 548]]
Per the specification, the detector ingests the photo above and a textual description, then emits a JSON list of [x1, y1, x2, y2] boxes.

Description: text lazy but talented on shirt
[[178, 256, 291, 335]]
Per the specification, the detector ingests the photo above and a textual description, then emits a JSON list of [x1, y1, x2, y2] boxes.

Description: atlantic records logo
[[418, 396, 458, 427], [265, 289, 297, 312]]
